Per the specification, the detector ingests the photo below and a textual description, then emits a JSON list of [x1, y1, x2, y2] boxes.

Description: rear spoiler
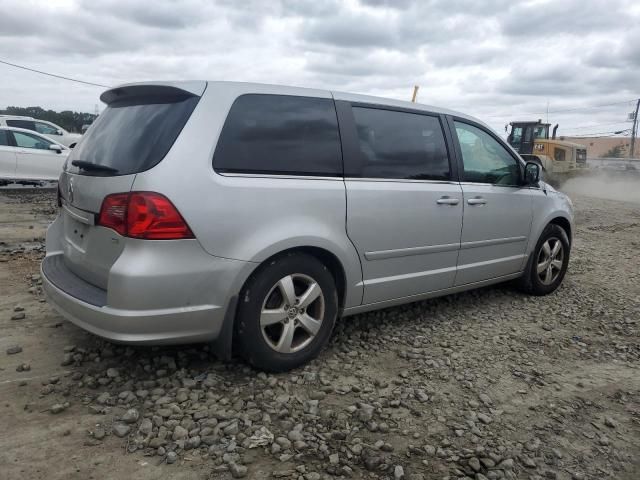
[[100, 81, 207, 105]]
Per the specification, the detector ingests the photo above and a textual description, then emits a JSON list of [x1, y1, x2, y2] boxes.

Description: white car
[[0, 126, 68, 183], [0, 115, 82, 148]]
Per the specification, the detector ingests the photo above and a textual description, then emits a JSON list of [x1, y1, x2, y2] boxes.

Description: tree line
[[0, 106, 97, 133]]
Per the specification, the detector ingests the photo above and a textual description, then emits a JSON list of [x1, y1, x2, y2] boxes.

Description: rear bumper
[[41, 249, 253, 345]]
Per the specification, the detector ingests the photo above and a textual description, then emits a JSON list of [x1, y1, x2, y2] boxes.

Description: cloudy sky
[[1, 0, 639, 136]]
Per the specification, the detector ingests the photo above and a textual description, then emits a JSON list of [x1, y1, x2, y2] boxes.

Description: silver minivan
[[42, 81, 573, 371]]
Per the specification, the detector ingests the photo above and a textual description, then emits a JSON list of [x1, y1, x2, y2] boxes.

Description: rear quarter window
[[6, 120, 36, 131], [213, 94, 342, 176]]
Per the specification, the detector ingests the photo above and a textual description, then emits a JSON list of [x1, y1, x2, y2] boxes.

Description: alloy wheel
[[536, 237, 564, 285], [260, 274, 325, 354]]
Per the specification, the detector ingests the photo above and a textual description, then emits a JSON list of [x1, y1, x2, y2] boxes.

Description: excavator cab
[[505, 120, 587, 184], [507, 120, 553, 155]]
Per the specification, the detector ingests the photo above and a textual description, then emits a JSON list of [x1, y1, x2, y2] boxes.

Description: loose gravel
[[1, 187, 639, 480]]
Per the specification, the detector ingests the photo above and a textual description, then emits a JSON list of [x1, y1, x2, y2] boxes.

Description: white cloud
[[0, 0, 638, 136]]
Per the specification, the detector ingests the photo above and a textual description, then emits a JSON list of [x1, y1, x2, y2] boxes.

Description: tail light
[[97, 192, 194, 240], [98, 193, 128, 236]]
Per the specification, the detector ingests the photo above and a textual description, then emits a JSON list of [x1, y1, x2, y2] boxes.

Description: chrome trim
[[362, 264, 457, 286], [456, 253, 526, 271], [343, 271, 523, 317], [62, 203, 94, 225], [460, 236, 526, 250], [218, 172, 460, 185], [365, 236, 526, 260], [365, 242, 460, 261], [346, 178, 459, 185], [459, 182, 522, 188], [217, 172, 342, 181]]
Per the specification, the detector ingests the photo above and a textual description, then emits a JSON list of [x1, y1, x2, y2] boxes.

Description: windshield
[[67, 94, 199, 176], [533, 125, 549, 139], [509, 126, 523, 148]]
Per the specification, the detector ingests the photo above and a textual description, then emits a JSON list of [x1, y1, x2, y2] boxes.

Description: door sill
[[342, 271, 522, 317]]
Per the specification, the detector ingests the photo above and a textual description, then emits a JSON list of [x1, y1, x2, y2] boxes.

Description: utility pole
[[631, 98, 640, 159]]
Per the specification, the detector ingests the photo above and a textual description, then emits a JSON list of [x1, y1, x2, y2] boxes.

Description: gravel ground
[[1, 181, 639, 480]]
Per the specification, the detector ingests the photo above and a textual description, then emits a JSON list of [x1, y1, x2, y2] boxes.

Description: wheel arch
[[216, 245, 350, 363], [549, 216, 572, 244], [241, 246, 348, 311], [526, 207, 574, 260], [517, 216, 571, 296]]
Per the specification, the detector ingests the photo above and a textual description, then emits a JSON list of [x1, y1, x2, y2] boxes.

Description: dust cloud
[[560, 171, 640, 204]]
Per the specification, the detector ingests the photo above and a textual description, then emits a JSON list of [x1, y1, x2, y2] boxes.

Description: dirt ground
[[1, 178, 639, 480]]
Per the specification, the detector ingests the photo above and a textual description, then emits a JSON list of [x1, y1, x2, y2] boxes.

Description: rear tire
[[518, 223, 570, 295], [235, 252, 338, 372]]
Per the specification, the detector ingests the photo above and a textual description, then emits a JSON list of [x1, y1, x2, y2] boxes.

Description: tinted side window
[[214, 94, 341, 176], [0, 130, 9, 146], [510, 126, 522, 149], [35, 122, 59, 135], [454, 121, 520, 186], [6, 120, 36, 131], [12, 131, 53, 150], [348, 107, 450, 180]]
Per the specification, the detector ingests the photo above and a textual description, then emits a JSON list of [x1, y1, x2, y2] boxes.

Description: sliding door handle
[[467, 197, 487, 205], [436, 196, 460, 205]]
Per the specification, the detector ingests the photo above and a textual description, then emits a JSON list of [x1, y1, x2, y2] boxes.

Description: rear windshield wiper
[[71, 160, 119, 174]]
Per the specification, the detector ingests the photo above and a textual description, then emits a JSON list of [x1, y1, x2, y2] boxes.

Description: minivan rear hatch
[[58, 82, 205, 289]]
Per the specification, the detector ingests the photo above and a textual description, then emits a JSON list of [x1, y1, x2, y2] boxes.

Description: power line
[[562, 129, 631, 137], [483, 98, 638, 119], [558, 121, 630, 131], [580, 133, 631, 138], [0, 59, 109, 88], [545, 100, 636, 114]]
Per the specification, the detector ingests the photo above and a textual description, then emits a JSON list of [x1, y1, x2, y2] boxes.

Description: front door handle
[[467, 197, 487, 205], [437, 196, 460, 205]]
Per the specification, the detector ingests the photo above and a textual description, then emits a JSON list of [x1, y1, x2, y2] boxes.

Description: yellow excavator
[[506, 120, 587, 183]]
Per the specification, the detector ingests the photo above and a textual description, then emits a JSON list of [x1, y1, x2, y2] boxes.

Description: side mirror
[[56, 129, 64, 135], [49, 144, 63, 154], [524, 162, 541, 185]]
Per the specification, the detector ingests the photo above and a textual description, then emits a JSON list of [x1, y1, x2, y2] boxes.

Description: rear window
[[6, 119, 36, 131], [67, 94, 199, 176], [0, 130, 8, 146], [213, 94, 342, 176]]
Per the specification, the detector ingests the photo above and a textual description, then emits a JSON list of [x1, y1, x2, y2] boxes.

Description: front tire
[[235, 252, 338, 372], [519, 223, 570, 295]]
